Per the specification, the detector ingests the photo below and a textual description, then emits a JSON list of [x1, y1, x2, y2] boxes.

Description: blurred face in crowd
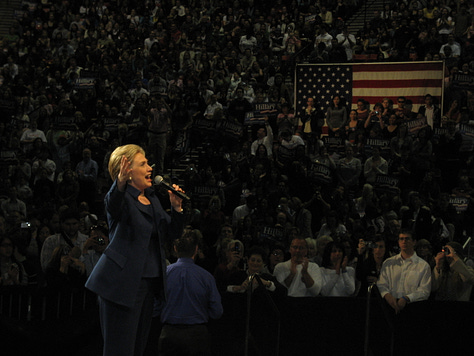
[[247, 253, 264, 274], [290, 238, 307, 264]]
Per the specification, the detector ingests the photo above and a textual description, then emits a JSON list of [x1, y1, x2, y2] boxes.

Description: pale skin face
[[350, 110, 357, 121], [372, 240, 386, 260], [290, 239, 308, 264], [247, 254, 264, 274], [117, 152, 183, 210], [398, 233, 416, 257], [129, 152, 153, 192], [269, 249, 284, 267]]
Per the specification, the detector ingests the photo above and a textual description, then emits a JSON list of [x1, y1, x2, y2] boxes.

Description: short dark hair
[[399, 228, 415, 240], [247, 246, 267, 263], [174, 230, 200, 257]]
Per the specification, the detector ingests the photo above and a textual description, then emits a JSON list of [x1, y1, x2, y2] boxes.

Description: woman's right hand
[[117, 155, 132, 190]]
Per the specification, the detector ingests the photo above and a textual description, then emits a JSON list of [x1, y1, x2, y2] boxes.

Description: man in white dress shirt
[[377, 229, 431, 313]]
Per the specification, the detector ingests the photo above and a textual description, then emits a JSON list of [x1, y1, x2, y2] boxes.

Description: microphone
[[153, 175, 190, 201]]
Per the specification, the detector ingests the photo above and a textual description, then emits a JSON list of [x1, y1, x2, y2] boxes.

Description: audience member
[[40, 208, 87, 272], [0, 0, 473, 350], [274, 236, 323, 297], [320, 240, 356, 296], [432, 242, 474, 301], [377, 229, 431, 313]]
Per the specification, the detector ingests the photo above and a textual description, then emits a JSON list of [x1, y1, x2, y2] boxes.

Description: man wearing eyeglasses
[[274, 237, 323, 297], [377, 229, 431, 314]]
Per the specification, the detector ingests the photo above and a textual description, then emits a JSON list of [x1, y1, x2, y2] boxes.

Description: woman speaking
[[86, 144, 185, 356]]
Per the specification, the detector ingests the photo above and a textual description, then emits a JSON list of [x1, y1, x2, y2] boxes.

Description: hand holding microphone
[[153, 175, 190, 201]]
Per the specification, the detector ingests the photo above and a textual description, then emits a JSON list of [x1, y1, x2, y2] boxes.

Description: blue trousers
[[99, 278, 158, 356]]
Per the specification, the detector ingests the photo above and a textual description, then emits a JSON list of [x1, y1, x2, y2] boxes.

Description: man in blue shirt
[[159, 230, 223, 356]]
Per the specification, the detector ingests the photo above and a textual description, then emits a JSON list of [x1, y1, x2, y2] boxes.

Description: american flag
[[294, 62, 445, 116]]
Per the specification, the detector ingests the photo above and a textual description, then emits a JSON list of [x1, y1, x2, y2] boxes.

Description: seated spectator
[[364, 147, 388, 184], [277, 103, 297, 135], [55, 169, 80, 210], [40, 208, 88, 272], [0, 236, 28, 286], [75, 148, 99, 209], [432, 242, 474, 301], [336, 144, 362, 196], [203, 94, 223, 119], [274, 236, 323, 297], [317, 210, 347, 240], [440, 34, 461, 58], [1, 186, 27, 221], [320, 240, 356, 296], [20, 119, 47, 153]]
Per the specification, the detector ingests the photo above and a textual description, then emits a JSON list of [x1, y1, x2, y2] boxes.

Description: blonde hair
[[108, 144, 145, 181]]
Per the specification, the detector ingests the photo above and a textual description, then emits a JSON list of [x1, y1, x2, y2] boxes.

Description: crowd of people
[[1, 0, 474, 343]]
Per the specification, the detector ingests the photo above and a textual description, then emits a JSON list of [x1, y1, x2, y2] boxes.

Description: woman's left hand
[[169, 183, 184, 212]]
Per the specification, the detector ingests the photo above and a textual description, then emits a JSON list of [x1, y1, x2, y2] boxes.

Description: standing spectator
[[250, 117, 273, 158], [326, 95, 348, 138], [432, 242, 474, 301], [320, 240, 356, 297], [417, 94, 441, 129], [75, 148, 99, 209], [377, 229, 431, 313], [274, 236, 323, 297], [298, 97, 323, 149], [159, 230, 223, 356], [356, 236, 390, 297], [0, 236, 28, 286], [319, 7, 333, 26]]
